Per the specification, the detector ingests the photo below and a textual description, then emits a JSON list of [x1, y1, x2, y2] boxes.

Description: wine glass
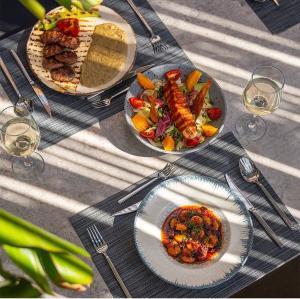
[[0, 106, 44, 180], [235, 65, 284, 141]]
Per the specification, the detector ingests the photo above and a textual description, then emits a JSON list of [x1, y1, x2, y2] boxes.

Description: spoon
[[0, 57, 33, 115], [239, 157, 296, 229]]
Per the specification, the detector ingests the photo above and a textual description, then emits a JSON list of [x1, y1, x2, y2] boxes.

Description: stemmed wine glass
[[236, 65, 285, 141], [0, 105, 44, 180]]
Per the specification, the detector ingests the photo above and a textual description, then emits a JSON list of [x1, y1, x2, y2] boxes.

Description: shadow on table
[[245, 0, 300, 34]]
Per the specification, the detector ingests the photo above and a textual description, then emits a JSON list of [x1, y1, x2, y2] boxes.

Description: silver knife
[[225, 174, 283, 248], [87, 63, 155, 101], [112, 201, 142, 216], [10, 49, 52, 117]]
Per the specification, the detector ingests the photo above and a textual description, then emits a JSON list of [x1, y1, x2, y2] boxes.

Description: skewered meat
[[43, 44, 64, 57], [42, 57, 64, 70], [163, 79, 197, 139], [40, 30, 63, 44], [50, 66, 75, 82], [58, 35, 80, 49], [55, 51, 77, 65]]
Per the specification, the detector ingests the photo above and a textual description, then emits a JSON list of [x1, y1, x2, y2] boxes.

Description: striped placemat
[[0, 0, 192, 149], [70, 132, 300, 298], [246, 0, 300, 33]]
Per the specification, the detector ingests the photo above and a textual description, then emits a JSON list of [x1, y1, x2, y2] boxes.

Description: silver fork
[[87, 224, 132, 298], [118, 163, 176, 204], [88, 86, 130, 109], [126, 0, 168, 54]]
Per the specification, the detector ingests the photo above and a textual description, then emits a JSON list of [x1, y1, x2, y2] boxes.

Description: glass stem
[[248, 115, 257, 130], [23, 156, 33, 168]]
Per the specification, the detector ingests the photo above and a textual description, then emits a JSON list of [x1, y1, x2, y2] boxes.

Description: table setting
[[0, 0, 299, 298]]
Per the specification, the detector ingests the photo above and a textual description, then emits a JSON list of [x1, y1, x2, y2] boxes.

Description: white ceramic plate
[[26, 6, 137, 95], [134, 174, 253, 289]]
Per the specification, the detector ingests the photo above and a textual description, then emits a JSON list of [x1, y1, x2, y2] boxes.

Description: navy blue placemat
[[246, 0, 300, 33], [70, 132, 300, 298], [0, 0, 192, 149]]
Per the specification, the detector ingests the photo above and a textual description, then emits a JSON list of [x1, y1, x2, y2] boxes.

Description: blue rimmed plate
[[134, 174, 253, 289], [124, 64, 226, 155]]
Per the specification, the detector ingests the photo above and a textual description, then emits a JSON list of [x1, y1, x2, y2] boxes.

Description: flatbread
[[80, 23, 128, 87]]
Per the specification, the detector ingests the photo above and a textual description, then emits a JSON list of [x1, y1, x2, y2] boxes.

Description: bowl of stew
[[134, 174, 253, 289]]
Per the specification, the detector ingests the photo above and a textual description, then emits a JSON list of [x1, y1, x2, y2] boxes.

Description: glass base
[[235, 115, 266, 141], [12, 152, 45, 181]]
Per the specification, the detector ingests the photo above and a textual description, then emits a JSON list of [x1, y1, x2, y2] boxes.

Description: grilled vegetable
[[140, 128, 155, 139], [129, 97, 144, 109], [57, 18, 80, 37], [165, 69, 181, 81], [137, 73, 155, 90], [186, 70, 202, 91], [193, 79, 212, 119]]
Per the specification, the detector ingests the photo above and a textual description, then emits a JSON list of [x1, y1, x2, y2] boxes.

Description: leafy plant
[[0, 208, 93, 297], [18, 0, 103, 20]]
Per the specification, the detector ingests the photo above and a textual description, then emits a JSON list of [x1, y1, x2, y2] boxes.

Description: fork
[[87, 224, 132, 298], [88, 86, 130, 109], [118, 163, 176, 204], [126, 0, 168, 54]]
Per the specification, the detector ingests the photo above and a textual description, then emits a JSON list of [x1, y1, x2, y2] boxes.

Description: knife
[[87, 63, 155, 101], [112, 201, 141, 216], [225, 174, 283, 248], [10, 49, 52, 117]]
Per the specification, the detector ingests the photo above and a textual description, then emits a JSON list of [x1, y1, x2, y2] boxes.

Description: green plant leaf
[[56, 0, 72, 10], [39, 251, 93, 291], [18, 0, 45, 20], [0, 278, 41, 298], [3, 245, 52, 294], [0, 209, 89, 257]]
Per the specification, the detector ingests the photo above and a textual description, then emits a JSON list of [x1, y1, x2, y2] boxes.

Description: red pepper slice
[[57, 18, 80, 37], [193, 79, 212, 119], [140, 128, 155, 139], [149, 95, 158, 123], [186, 136, 204, 147], [129, 97, 144, 109], [207, 107, 222, 120], [165, 69, 181, 81]]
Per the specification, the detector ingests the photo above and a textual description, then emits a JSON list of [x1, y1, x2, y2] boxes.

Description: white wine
[[243, 78, 281, 116], [1, 117, 40, 157]]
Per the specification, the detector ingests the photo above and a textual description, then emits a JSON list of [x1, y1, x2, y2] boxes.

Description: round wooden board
[[26, 6, 137, 95]]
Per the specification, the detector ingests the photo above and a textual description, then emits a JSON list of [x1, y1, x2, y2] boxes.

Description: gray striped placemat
[[246, 0, 300, 33], [0, 0, 192, 149], [70, 132, 300, 298]]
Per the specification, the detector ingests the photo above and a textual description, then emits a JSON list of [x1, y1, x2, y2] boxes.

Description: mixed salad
[[129, 68, 222, 152]]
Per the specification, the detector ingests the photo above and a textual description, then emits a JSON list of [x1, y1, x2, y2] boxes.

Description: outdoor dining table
[[0, 0, 300, 297]]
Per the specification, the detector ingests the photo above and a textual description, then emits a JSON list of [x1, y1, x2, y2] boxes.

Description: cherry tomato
[[140, 129, 155, 139], [165, 69, 181, 81], [129, 97, 144, 109], [207, 107, 222, 120], [186, 136, 204, 147], [57, 18, 79, 37]]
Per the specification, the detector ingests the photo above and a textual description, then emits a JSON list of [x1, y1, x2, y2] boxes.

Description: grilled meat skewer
[[55, 51, 77, 65], [50, 65, 75, 82], [42, 57, 64, 70], [43, 44, 64, 57]]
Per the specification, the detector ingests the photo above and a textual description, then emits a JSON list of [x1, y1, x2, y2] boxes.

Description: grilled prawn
[[163, 79, 197, 139]]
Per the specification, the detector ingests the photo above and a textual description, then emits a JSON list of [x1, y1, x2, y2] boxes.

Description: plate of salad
[[124, 64, 226, 154]]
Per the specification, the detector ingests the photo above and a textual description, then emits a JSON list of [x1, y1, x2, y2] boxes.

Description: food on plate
[[80, 23, 128, 87], [50, 66, 75, 82], [58, 34, 80, 50], [43, 44, 64, 57], [129, 68, 222, 151], [137, 73, 155, 90], [186, 69, 202, 92], [42, 57, 64, 70], [40, 30, 63, 44], [161, 205, 222, 264], [201, 124, 218, 137], [164, 74, 197, 139], [55, 51, 78, 64], [56, 18, 79, 37]]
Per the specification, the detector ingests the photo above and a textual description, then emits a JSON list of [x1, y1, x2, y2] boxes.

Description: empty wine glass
[[236, 65, 284, 141], [0, 106, 44, 180]]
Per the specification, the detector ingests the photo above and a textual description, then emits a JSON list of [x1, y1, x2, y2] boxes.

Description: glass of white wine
[[236, 65, 285, 141], [0, 106, 44, 180]]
